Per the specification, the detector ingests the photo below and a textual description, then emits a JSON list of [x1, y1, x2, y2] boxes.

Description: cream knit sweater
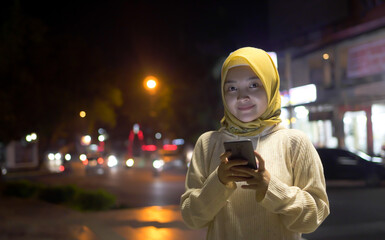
[[180, 124, 330, 240]]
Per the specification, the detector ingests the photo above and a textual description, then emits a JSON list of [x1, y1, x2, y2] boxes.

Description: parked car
[[316, 148, 385, 187]]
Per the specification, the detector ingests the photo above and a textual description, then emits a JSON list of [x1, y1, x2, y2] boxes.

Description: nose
[[237, 89, 250, 101]]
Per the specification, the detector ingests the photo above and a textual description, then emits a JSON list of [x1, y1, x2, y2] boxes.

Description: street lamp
[[79, 111, 86, 118], [147, 79, 157, 89], [143, 76, 158, 94], [143, 75, 159, 118]]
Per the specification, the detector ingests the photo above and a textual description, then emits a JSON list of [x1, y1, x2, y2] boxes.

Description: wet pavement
[[2, 169, 385, 239], [0, 166, 208, 240], [2, 192, 385, 239], [0, 196, 206, 240], [4, 195, 382, 240]]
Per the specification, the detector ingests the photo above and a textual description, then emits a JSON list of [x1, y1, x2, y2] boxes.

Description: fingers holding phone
[[218, 151, 252, 185], [223, 140, 258, 169], [254, 151, 266, 172], [240, 151, 271, 201]]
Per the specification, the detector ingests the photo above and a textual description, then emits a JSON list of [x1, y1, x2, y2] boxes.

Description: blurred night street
[[2, 165, 385, 239], [2, 0, 385, 239], [22, 163, 188, 208]]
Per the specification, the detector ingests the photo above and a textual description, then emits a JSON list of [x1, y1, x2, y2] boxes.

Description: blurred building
[[269, 0, 385, 155]]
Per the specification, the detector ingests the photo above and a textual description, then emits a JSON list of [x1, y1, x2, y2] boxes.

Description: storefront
[[340, 34, 385, 155], [371, 103, 385, 156], [279, 25, 385, 155], [281, 93, 385, 155], [343, 110, 368, 153], [338, 102, 385, 156], [280, 84, 338, 148]]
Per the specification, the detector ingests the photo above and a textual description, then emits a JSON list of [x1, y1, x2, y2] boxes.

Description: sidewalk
[[0, 196, 206, 240]]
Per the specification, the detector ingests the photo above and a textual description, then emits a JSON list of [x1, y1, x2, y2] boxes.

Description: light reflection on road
[[88, 205, 206, 240], [134, 206, 176, 222], [116, 226, 205, 240], [75, 225, 98, 240]]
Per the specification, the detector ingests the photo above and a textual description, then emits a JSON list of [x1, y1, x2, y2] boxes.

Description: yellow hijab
[[220, 47, 281, 136]]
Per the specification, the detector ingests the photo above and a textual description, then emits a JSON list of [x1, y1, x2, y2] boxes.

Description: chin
[[237, 115, 258, 123]]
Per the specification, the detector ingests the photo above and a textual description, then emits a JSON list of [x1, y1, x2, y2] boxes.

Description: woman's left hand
[[239, 151, 271, 201]]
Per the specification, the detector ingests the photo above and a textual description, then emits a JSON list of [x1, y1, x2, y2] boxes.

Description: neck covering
[[220, 47, 281, 136]]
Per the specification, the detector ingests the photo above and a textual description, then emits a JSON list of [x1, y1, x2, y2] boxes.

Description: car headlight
[[48, 153, 55, 161], [79, 154, 87, 161], [126, 158, 134, 167], [107, 155, 118, 167], [153, 159, 164, 169]]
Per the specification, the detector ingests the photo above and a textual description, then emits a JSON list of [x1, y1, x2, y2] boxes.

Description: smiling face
[[224, 65, 268, 123]]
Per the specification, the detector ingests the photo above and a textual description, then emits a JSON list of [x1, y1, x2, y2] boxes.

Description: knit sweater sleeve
[[180, 132, 236, 229], [259, 130, 330, 234]]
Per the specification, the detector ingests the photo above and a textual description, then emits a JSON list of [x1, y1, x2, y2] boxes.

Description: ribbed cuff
[[258, 174, 292, 211]]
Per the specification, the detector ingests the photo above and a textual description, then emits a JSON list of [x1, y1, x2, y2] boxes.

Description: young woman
[[181, 47, 329, 240]]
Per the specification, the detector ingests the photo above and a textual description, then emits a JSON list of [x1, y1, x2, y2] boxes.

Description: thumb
[[254, 151, 265, 172], [220, 151, 231, 163]]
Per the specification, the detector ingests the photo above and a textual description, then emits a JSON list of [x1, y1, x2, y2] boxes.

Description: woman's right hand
[[218, 151, 252, 185]]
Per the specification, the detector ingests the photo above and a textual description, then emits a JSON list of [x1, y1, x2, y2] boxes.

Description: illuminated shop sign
[[347, 38, 385, 79], [281, 84, 317, 107]]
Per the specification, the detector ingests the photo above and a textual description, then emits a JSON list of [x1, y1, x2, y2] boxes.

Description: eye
[[227, 86, 237, 92], [250, 82, 260, 88]]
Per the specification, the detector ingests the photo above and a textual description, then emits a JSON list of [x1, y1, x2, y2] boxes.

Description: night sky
[[15, 1, 269, 71]]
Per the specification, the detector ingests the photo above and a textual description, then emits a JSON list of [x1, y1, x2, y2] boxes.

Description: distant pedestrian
[[180, 47, 329, 240]]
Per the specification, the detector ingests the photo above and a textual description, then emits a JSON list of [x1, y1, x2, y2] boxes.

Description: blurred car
[[46, 152, 67, 173], [152, 144, 187, 177], [82, 153, 105, 175], [316, 148, 385, 187], [106, 154, 119, 168]]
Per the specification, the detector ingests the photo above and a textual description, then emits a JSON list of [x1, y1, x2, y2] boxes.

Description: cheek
[[258, 95, 269, 113], [224, 95, 237, 112], [252, 91, 268, 104], [225, 95, 235, 106]]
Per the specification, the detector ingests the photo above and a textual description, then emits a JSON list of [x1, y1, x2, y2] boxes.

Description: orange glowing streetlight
[[79, 111, 86, 118], [146, 79, 157, 89], [143, 76, 158, 94]]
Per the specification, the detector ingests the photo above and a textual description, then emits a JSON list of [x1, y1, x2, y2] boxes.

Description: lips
[[238, 105, 255, 111]]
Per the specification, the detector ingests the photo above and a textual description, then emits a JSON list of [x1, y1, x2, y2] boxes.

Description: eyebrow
[[224, 76, 260, 84]]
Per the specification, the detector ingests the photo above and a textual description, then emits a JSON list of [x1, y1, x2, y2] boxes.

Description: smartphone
[[223, 139, 258, 169]]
